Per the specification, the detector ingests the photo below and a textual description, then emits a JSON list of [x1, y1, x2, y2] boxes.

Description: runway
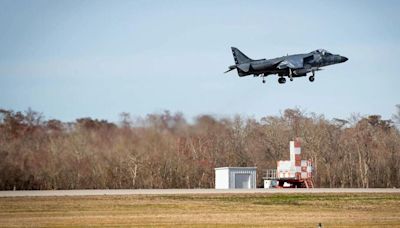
[[1, 188, 399, 197]]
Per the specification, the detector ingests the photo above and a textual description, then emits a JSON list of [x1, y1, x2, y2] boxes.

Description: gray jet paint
[[225, 47, 348, 84]]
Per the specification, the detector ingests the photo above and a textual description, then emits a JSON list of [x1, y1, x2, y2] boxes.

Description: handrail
[[263, 169, 277, 179]]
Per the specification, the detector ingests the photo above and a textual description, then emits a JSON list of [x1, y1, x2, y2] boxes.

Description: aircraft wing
[[277, 58, 303, 69], [276, 54, 314, 70]]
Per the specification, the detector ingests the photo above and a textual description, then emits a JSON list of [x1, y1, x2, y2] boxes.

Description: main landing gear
[[278, 77, 286, 84]]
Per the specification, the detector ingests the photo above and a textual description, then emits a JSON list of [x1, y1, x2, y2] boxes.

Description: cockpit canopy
[[313, 49, 332, 56]]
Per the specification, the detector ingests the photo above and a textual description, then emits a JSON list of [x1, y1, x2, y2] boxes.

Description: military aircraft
[[225, 47, 348, 84]]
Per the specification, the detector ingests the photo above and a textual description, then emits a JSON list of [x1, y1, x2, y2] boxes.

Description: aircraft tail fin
[[231, 47, 253, 64]]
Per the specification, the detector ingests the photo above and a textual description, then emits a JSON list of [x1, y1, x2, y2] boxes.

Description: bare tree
[[0, 108, 399, 190]]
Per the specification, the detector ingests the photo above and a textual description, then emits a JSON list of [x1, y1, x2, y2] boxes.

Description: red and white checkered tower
[[276, 138, 313, 187], [290, 138, 312, 179]]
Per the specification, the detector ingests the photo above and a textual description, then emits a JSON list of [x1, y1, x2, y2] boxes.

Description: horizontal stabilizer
[[224, 65, 236, 73]]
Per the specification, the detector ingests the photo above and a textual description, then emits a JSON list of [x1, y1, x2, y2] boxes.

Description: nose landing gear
[[309, 70, 315, 82]]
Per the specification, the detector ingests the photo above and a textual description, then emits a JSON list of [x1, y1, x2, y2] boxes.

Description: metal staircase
[[304, 178, 314, 188]]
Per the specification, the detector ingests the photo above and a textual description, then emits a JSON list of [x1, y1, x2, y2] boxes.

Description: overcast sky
[[1, 0, 399, 122]]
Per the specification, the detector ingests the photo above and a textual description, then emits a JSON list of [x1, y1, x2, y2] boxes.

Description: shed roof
[[214, 167, 257, 170]]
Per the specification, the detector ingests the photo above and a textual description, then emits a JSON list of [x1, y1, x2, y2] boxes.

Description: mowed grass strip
[[0, 193, 399, 227]]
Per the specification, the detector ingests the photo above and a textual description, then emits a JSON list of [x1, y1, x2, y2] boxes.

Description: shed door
[[234, 174, 251, 189]]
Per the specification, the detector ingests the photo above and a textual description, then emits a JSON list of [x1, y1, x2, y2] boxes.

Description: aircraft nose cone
[[341, 56, 348, 62]]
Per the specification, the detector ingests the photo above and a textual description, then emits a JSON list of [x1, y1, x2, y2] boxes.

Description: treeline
[[0, 107, 399, 190]]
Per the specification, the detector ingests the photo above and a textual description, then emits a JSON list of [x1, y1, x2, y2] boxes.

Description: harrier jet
[[225, 47, 348, 84]]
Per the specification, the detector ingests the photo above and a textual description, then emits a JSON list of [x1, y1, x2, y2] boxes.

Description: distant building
[[215, 167, 257, 189]]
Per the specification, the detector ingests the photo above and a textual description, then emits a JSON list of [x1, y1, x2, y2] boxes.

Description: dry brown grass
[[0, 193, 399, 227]]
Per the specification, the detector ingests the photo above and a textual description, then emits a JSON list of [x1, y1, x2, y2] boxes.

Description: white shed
[[215, 167, 257, 189]]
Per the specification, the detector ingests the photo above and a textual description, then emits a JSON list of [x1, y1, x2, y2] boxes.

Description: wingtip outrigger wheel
[[261, 73, 266, 84]]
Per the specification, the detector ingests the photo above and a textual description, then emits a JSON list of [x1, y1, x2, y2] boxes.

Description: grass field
[[1, 193, 399, 227]]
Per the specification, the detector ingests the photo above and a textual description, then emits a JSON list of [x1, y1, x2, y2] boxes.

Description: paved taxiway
[[1, 188, 399, 197]]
